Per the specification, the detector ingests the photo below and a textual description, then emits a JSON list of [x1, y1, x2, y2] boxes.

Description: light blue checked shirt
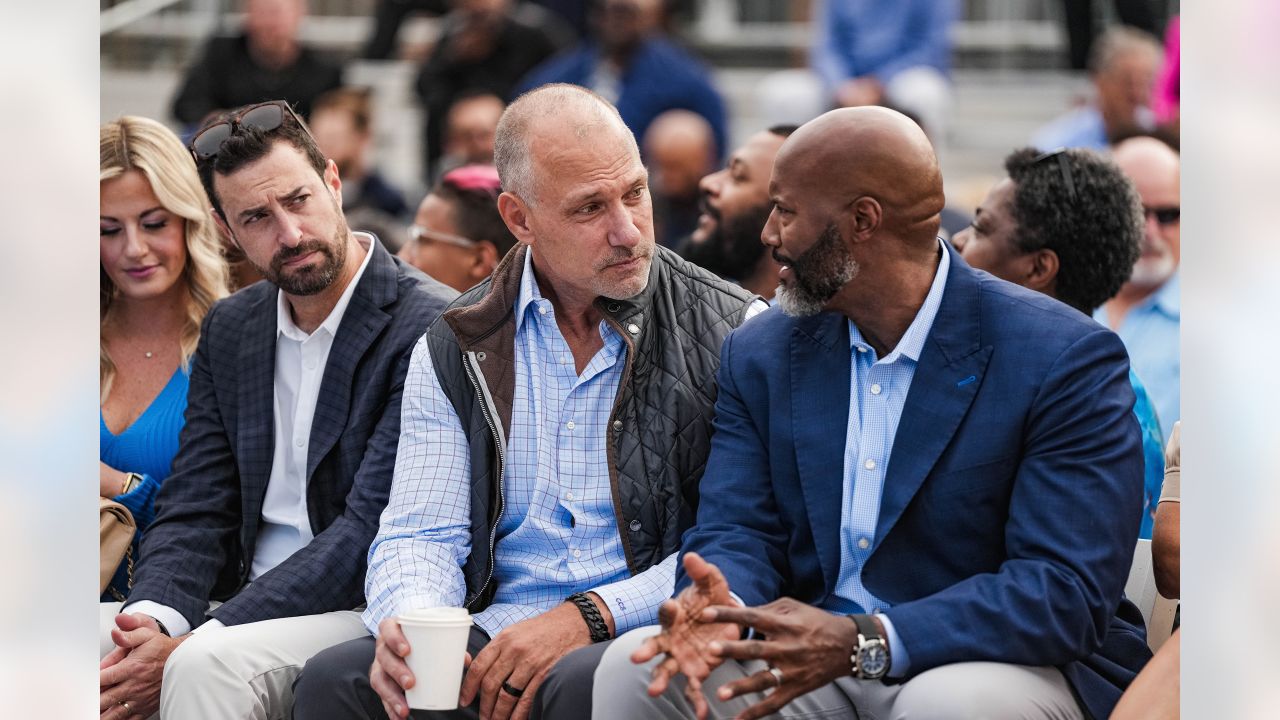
[[819, 241, 950, 677], [364, 252, 680, 638]]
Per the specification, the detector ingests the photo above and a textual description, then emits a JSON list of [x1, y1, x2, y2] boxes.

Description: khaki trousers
[[100, 602, 369, 720]]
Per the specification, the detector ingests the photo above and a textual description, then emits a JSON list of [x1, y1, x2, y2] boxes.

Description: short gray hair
[[1088, 26, 1161, 76], [493, 83, 637, 204]]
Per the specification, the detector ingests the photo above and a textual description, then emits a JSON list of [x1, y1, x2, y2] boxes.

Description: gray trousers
[[293, 628, 611, 720], [592, 627, 1086, 720]]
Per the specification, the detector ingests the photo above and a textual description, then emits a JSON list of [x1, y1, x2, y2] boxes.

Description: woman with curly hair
[[100, 116, 230, 601], [953, 146, 1166, 539]]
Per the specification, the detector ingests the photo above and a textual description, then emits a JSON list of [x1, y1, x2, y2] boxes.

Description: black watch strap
[[153, 618, 171, 637], [567, 592, 611, 643], [851, 613, 881, 641]]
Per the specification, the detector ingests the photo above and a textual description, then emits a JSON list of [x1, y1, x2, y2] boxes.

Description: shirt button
[[856, 346, 868, 353], [572, 549, 582, 559], [295, 438, 305, 448], [305, 359, 317, 370], [629, 520, 642, 532], [858, 537, 870, 550], [566, 492, 575, 501], [612, 420, 623, 431], [566, 421, 576, 430], [864, 459, 876, 470], [539, 306, 547, 315], [870, 383, 882, 395]]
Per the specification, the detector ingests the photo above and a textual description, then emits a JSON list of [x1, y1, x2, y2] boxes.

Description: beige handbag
[[100, 498, 136, 598]]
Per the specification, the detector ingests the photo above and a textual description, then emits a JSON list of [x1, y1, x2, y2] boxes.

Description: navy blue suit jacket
[[129, 238, 457, 630], [677, 248, 1151, 719]]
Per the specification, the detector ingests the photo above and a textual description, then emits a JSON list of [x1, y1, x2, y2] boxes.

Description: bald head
[[1112, 136, 1180, 184], [644, 110, 716, 198], [777, 106, 944, 247], [494, 84, 638, 204]]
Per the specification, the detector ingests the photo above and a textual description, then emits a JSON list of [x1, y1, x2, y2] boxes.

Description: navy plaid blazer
[[128, 238, 458, 630]]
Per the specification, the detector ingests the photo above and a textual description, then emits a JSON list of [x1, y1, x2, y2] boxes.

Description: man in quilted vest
[[294, 83, 764, 720]]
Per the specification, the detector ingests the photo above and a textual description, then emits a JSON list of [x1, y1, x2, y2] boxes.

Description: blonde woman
[[100, 116, 229, 600]]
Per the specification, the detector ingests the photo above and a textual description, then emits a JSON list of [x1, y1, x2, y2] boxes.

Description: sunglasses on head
[[189, 101, 312, 161], [1143, 206, 1180, 226], [1031, 148, 1077, 203]]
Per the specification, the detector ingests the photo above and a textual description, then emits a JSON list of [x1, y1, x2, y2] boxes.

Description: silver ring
[[120, 700, 133, 713], [769, 667, 784, 687]]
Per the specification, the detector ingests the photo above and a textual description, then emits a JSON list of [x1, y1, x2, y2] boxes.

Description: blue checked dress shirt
[[364, 251, 679, 638], [818, 241, 950, 677]]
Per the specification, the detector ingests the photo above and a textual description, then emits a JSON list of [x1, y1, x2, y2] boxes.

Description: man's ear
[[848, 196, 883, 243], [470, 241, 501, 280], [497, 192, 536, 246], [324, 158, 344, 207], [1025, 248, 1060, 293]]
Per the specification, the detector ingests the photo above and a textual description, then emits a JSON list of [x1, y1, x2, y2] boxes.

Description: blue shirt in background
[[1096, 272, 1180, 444], [811, 0, 957, 92]]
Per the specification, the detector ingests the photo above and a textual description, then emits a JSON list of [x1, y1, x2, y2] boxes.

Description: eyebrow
[[101, 206, 166, 222], [564, 175, 647, 207], [236, 186, 307, 224]]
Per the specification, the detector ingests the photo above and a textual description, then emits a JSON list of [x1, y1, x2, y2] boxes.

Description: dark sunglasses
[[1031, 148, 1077, 202], [1143, 206, 1180, 226], [189, 101, 311, 161]]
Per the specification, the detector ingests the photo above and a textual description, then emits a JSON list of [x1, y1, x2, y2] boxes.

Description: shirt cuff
[[591, 553, 677, 637], [192, 618, 225, 634], [121, 600, 192, 637], [877, 613, 911, 678]]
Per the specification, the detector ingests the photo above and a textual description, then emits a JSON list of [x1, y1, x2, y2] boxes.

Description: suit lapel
[[875, 251, 992, 545], [238, 289, 279, 520], [790, 312, 851, 591], [306, 242, 395, 480]]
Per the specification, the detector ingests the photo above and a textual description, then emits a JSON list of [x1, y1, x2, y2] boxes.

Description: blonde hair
[[100, 116, 231, 400]]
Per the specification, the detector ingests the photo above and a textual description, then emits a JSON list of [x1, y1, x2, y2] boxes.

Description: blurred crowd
[[100, 2, 1182, 719]]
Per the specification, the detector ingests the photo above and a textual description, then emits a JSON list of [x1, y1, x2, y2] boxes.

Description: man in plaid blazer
[[97, 102, 457, 720]]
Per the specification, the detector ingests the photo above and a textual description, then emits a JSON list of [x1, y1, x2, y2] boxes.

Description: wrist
[[848, 613, 891, 680], [566, 592, 611, 643]]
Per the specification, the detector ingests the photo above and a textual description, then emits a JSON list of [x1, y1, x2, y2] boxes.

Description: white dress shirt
[[125, 234, 374, 636]]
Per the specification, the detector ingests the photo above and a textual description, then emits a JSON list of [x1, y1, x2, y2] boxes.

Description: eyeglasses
[[1031, 148, 1077, 202], [1143, 206, 1180, 226], [407, 224, 475, 249], [189, 101, 313, 161]]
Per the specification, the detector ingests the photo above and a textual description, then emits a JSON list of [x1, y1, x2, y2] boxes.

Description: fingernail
[[401, 674, 412, 687], [392, 704, 402, 716]]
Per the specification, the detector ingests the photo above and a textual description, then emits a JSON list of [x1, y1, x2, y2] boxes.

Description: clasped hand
[[99, 612, 186, 719]]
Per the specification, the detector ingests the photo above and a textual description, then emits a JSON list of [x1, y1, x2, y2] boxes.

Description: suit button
[[477, 352, 486, 361], [629, 520, 642, 532], [612, 420, 623, 431], [607, 302, 621, 312], [627, 323, 640, 335]]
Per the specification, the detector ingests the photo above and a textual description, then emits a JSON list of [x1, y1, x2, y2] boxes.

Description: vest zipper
[[462, 350, 506, 608]]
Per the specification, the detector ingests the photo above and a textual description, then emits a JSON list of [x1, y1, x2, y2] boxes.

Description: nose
[[122, 224, 148, 260], [699, 168, 725, 199], [951, 226, 971, 253], [272, 205, 305, 248], [608, 200, 643, 249], [760, 206, 781, 249]]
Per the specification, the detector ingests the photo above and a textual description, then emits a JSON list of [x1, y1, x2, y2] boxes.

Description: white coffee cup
[[398, 607, 474, 710]]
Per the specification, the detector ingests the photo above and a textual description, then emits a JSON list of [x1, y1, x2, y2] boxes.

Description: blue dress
[[100, 367, 189, 600], [1130, 369, 1165, 540]]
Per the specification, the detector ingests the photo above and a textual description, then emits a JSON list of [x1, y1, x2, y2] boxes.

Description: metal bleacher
[[100, 0, 1091, 204]]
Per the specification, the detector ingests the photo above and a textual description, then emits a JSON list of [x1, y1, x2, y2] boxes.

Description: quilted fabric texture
[[428, 244, 756, 607]]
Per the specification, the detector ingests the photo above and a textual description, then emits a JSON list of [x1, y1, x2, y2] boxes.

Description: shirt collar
[[276, 232, 375, 341], [849, 238, 950, 363], [513, 246, 542, 334], [1148, 270, 1180, 318]]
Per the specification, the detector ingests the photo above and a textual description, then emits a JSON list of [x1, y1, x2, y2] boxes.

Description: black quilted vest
[[425, 244, 756, 609]]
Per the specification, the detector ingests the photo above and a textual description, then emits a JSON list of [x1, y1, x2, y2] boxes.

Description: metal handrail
[[101, 0, 195, 35]]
